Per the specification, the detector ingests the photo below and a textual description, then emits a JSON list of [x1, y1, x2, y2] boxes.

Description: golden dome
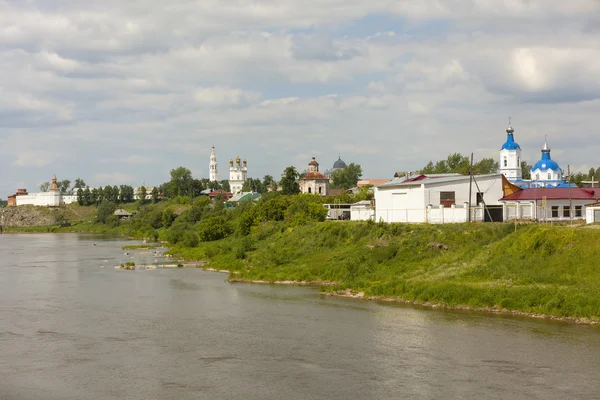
[[236, 156, 241, 163]]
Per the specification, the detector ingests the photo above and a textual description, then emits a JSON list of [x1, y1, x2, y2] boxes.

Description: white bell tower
[[499, 118, 522, 181], [209, 146, 218, 182]]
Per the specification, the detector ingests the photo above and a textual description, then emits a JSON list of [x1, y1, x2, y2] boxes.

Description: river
[[1, 233, 600, 400]]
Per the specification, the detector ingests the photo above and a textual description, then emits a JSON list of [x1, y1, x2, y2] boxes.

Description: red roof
[[208, 190, 233, 199], [302, 172, 328, 180], [501, 188, 598, 201]]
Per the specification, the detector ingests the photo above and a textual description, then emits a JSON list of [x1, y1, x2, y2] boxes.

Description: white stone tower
[[229, 157, 248, 194], [209, 145, 218, 182], [499, 118, 522, 181]]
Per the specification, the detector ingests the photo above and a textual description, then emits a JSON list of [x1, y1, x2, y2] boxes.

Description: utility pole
[[468, 153, 474, 222], [568, 165, 573, 226]]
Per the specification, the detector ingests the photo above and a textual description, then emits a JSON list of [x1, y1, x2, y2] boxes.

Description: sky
[[2, 0, 600, 195]]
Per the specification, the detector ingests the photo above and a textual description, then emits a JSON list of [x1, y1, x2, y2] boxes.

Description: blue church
[[499, 120, 574, 189]]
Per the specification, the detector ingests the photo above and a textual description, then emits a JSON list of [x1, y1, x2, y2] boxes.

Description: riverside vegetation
[[3, 191, 600, 323]]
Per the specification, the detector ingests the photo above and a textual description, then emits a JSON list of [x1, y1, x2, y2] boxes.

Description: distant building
[[9, 175, 77, 207], [229, 157, 247, 194], [209, 146, 219, 182], [324, 155, 347, 180], [375, 173, 504, 223], [299, 157, 329, 196], [499, 119, 573, 189]]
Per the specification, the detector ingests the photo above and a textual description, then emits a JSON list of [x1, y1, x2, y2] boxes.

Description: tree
[[39, 182, 50, 192], [96, 200, 117, 224], [139, 186, 147, 205], [331, 163, 363, 189], [58, 180, 71, 194], [263, 175, 275, 191], [521, 161, 532, 180], [73, 178, 86, 189], [161, 207, 176, 228], [151, 187, 159, 203], [242, 178, 265, 193], [420, 154, 497, 176], [280, 166, 300, 195], [0, 198, 8, 208], [220, 180, 231, 192], [589, 168, 596, 180], [83, 187, 92, 206], [169, 167, 193, 197], [120, 185, 135, 203], [77, 188, 84, 206], [190, 179, 205, 199]]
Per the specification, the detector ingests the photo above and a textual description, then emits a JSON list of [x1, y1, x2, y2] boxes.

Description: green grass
[[170, 221, 600, 322], [122, 245, 156, 250]]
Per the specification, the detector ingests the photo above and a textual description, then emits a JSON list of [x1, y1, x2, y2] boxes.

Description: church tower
[[209, 146, 218, 182], [499, 118, 522, 181], [229, 157, 248, 194]]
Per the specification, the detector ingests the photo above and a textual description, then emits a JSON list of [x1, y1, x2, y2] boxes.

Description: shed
[[114, 209, 133, 219], [585, 202, 600, 224], [350, 200, 374, 221]]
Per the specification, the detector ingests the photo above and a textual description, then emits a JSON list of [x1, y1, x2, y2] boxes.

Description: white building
[[351, 200, 375, 221], [229, 157, 247, 194], [375, 173, 504, 224], [209, 146, 218, 182], [585, 202, 600, 223], [499, 120, 522, 181], [500, 187, 598, 221], [299, 157, 329, 196], [14, 175, 77, 207]]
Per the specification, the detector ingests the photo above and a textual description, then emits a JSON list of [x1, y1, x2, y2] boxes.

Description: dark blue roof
[[532, 152, 561, 171], [333, 157, 346, 169], [501, 133, 520, 150]]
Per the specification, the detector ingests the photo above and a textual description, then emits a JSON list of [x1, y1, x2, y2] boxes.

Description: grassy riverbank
[[170, 221, 600, 322], [5, 195, 600, 323]]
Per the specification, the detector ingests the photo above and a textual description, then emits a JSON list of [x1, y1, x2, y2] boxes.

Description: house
[[208, 190, 233, 201], [500, 187, 599, 221], [113, 209, 133, 220], [350, 200, 375, 221], [585, 202, 600, 223], [375, 173, 504, 224]]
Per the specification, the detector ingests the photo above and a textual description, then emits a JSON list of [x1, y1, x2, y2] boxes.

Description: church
[[209, 146, 248, 194], [499, 120, 572, 189]]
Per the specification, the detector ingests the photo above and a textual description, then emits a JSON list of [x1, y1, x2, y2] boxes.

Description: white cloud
[[194, 87, 262, 106], [2, 0, 600, 196], [13, 151, 54, 168], [95, 173, 135, 184]]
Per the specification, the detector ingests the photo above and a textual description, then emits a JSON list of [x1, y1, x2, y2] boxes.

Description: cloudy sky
[[2, 0, 600, 195]]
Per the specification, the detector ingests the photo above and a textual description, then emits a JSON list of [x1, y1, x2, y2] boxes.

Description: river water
[[2, 233, 600, 400]]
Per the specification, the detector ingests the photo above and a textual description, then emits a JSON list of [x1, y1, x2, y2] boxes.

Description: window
[[563, 206, 570, 218], [548, 173, 551, 180], [476, 192, 484, 205], [503, 157, 507, 167], [440, 191, 456, 207], [308, 187, 312, 194], [318, 186, 322, 194], [536, 174, 540, 180], [552, 206, 559, 218], [576, 206, 582, 217]]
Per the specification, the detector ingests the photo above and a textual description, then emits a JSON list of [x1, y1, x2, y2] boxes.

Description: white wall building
[[14, 175, 78, 207], [585, 202, 600, 223], [229, 157, 247, 194], [209, 145, 218, 182], [375, 173, 504, 224], [500, 187, 598, 221], [351, 200, 375, 221]]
